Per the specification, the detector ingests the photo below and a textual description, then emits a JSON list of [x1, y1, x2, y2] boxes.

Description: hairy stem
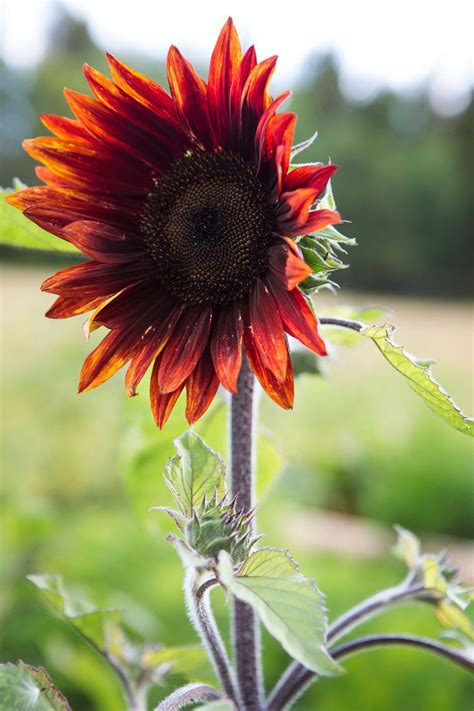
[[327, 582, 425, 644], [267, 631, 473, 710], [267, 581, 440, 710], [331, 634, 474, 670], [318, 316, 364, 331], [185, 573, 239, 703], [230, 354, 263, 710]]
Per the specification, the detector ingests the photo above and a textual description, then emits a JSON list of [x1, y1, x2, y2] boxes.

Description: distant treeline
[[1, 8, 472, 297]]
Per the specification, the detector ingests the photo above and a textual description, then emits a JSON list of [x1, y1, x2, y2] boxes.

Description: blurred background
[[1, 1, 473, 709]]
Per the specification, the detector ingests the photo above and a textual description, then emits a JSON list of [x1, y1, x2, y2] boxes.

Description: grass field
[[1, 262, 473, 710]]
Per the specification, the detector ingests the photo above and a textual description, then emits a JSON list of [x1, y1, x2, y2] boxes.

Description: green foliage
[[0, 662, 71, 710], [218, 549, 342, 677], [158, 431, 257, 565], [27, 574, 208, 699], [298, 180, 356, 294], [362, 324, 473, 436], [27, 574, 123, 654], [163, 432, 225, 518], [0, 190, 79, 254], [393, 526, 474, 643]]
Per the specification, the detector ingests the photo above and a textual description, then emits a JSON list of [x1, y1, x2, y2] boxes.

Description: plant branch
[[155, 682, 227, 711], [267, 581, 442, 710], [331, 634, 474, 670], [185, 571, 239, 704], [267, 633, 473, 711], [318, 316, 364, 331], [230, 353, 264, 711]]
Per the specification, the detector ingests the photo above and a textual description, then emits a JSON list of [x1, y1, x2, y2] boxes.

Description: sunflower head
[[7, 18, 342, 427]]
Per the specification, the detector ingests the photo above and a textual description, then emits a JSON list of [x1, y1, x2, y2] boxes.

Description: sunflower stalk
[[230, 354, 265, 710]]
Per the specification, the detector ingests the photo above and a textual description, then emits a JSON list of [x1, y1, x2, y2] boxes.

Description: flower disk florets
[[140, 150, 274, 305]]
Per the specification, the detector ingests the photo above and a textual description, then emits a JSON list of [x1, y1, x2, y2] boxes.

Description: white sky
[[2, 0, 473, 114]]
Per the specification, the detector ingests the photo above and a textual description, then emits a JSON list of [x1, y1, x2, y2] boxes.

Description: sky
[[2, 0, 473, 115]]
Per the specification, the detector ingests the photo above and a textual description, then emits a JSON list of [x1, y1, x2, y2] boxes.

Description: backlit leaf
[[0, 662, 71, 711], [362, 324, 473, 436], [163, 431, 226, 517], [217, 549, 342, 676]]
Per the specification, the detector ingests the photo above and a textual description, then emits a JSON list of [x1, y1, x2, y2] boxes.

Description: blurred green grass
[[1, 263, 473, 710]]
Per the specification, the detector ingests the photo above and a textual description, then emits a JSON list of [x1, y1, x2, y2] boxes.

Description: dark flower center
[[140, 150, 275, 305]]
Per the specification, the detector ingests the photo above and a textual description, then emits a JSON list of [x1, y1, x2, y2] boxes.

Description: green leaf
[[0, 190, 80, 254], [0, 662, 71, 710], [393, 525, 421, 568], [140, 644, 208, 678], [27, 574, 123, 655], [164, 432, 226, 517], [362, 324, 473, 436], [290, 130, 318, 160], [217, 549, 342, 676]]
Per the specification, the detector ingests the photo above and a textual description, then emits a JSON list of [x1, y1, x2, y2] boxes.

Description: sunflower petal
[[150, 355, 185, 429], [249, 279, 288, 382], [45, 294, 105, 319], [208, 17, 242, 145], [186, 349, 220, 424], [282, 163, 337, 194], [268, 238, 312, 290], [167, 45, 215, 148], [125, 303, 183, 396], [62, 221, 145, 263], [244, 321, 294, 409], [106, 53, 176, 119], [158, 306, 213, 393], [42, 260, 154, 297], [210, 302, 243, 393], [267, 275, 327, 355]]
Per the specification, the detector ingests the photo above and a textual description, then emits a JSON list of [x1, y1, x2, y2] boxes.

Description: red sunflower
[[7, 18, 340, 428]]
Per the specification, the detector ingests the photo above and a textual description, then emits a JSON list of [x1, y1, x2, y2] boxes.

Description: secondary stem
[[186, 573, 239, 703], [230, 353, 264, 710]]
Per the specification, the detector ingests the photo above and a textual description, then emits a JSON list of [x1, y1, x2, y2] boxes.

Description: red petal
[[210, 303, 243, 393], [185, 350, 219, 424], [275, 188, 319, 233], [158, 306, 213, 393], [83, 64, 187, 158], [150, 355, 184, 429], [304, 208, 341, 234], [259, 112, 296, 199], [167, 45, 215, 148], [64, 88, 172, 170], [229, 45, 257, 146], [106, 53, 176, 120], [78, 303, 159, 393], [41, 114, 90, 142], [243, 320, 293, 409], [125, 303, 183, 396], [62, 221, 145, 263], [208, 18, 242, 145], [23, 136, 151, 194], [249, 280, 288, 382], [267, 275, 327, 355], [42, 260, 155, 297], [282, 164, 337, 195], [255, 92, 291, 163], [240, 55, 278, 156], [268, 237, 312, 290], [45, 294, 104, 319]]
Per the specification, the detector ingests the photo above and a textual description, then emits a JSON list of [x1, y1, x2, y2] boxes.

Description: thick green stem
[[230, 354, 264, 710]]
